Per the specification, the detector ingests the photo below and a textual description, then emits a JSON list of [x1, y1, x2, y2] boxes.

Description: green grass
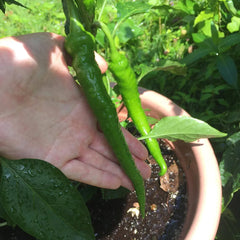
[[0, 0, 65, 38]]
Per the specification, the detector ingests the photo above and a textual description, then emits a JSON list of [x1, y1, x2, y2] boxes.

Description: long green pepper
[[100, 23, 167, 176], [64, 0, 146, 216]]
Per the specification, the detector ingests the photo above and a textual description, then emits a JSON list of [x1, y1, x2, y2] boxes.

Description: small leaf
[[211, 21, 219, 46], [138, 116, 227, 142], [219, 132, 240, 210], [116, 18, 143, 43], [138, 60, 186, 82], [218, 32, 240, 52], [113, 1, 152, 34], [217, 208, 240, 240], [194, 10, 214, 27], [180, 47, 211, 65], [220, 132, 240, 211], [0, 158, 94, 240], [227, 16, 240, 33], [224, 111, 240, 124], [192, 32, 207, 43], [116, 1, 151, 21], [218, 33, 240, 53], [199, 37, 219, 53], [173, 0, 196, 15], [224, 0, 238, 16], [146, 116, 159, 125], [216, 54, 238, 88]]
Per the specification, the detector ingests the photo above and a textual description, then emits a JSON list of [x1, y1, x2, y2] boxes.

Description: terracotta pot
[[117, 88, 222, 240]]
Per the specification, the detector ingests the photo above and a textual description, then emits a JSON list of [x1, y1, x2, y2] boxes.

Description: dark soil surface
[[88, 140, 188, 240]]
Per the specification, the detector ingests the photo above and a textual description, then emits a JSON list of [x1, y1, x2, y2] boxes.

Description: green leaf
[[217, 208, 240, 240], [192, 32, 207, 43], [113, 1, 152, 35], [116, 1, 151, 20], [211, 21, 219, 46], [227, 16, 240, 33], [194, 10, 214, 27], [116, 18, 143, 43], [173, 0, 196, 15], [195, 17, 224, 38], [0, 200, 15, 227], [220, 132, 240, 211], [0, 158, 94, 240], [180, 47, 211, 65], [224, 111, 240, 124], [218, 32, 240, 53], [138, 116, 227, 142], [137, 60, 186, 82], [224, 0, 238, 16], [200, 37, 219, 53], [216, 54, 238, 88]]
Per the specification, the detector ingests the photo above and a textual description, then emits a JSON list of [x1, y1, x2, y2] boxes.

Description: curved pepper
[[64, 0, 146, 217], [100, 22, 167, 176]]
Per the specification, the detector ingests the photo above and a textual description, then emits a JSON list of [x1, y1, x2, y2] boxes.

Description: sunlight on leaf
[[194, 10, 214, 27], [116, 1, 151, 20], [227, 16, 240, 33], [137, 61, 186, 82], [113, 1, 152, 35]]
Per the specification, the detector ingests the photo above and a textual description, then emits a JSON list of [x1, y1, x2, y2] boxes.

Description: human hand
[[0, 32, 151, 190]]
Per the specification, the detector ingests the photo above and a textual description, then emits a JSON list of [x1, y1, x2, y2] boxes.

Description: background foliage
[[0, 0, 239, 239]]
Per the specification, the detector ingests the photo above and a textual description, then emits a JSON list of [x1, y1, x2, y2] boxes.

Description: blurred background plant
[[0, 0, 239, 239]]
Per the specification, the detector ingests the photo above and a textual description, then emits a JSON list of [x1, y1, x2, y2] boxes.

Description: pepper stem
[[99, 22, 119, 59]]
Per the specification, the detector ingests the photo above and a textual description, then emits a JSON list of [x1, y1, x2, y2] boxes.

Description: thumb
[[94, 52, 108, 74]]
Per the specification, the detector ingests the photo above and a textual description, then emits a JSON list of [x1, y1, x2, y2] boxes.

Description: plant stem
[[97, 0, 107, 21], [0, 222, 7, 227], [99, 21, 118, 56]]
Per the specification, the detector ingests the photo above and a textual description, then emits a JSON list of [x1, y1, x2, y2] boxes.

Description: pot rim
[[118, 88, 222, 240]]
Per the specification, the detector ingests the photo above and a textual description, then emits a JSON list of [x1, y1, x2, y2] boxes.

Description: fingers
[[61, 159, 123, 190], [89, 131, 116, 161], [94, 52, 108, 74], [61, 152, 151, 191], [80, 148, 134, 190], [61, 149, 134, 190], [121, 127, 148, 161], [133, 156, 151, 180], [90, 127, 148, 162], [88, 130, 151, 181]]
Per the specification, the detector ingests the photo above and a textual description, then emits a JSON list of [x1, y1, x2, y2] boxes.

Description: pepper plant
[[0, 0, 227, 239]]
